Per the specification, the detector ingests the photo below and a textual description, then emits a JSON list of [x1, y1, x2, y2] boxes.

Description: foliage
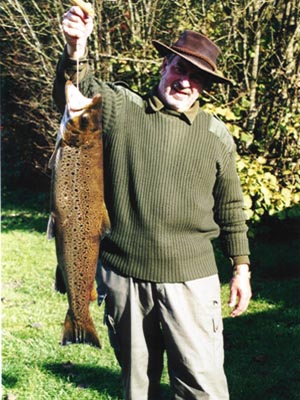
[[236, 154, 300, 220], [1, 0, 299, 221], [1, 0, 65, 189], [203, 102, 300, 221]]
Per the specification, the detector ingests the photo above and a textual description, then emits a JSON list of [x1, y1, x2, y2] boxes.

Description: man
[[54, 5, 252, 400]]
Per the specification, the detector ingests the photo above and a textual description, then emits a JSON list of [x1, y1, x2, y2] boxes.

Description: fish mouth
[[69, 105, 87, 112], [65, 80, 93, 113], [67, 99, 92, 119]]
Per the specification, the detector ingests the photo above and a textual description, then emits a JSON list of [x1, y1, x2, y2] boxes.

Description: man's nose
[[178, 77, 190, 88]]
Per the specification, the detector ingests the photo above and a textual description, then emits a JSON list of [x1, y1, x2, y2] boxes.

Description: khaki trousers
[[100, 265, 229, 400]]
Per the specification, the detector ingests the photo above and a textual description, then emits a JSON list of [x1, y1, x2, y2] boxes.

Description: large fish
[[48, 80, 110, 348]]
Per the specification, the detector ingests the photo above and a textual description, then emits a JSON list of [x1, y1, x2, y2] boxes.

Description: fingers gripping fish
[[48, 81, 110, 348]]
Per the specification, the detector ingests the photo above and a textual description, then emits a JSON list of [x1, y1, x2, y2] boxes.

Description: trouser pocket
[[105, 312, 122, 363]]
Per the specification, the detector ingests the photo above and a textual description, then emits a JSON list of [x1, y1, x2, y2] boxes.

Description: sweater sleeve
[[52, 46, 120, 112], [52, 46, 92, 113], [52, 47, 139, 134], [211, 123, 250, 264]]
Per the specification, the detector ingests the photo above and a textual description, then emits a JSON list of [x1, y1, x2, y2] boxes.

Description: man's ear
[[161, 57, 168, 73]]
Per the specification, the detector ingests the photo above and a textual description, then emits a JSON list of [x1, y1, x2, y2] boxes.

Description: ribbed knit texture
[[54, 52, 250, 283]]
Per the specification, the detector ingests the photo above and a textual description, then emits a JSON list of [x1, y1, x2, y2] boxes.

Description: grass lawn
[[2, 190, 300, 399]]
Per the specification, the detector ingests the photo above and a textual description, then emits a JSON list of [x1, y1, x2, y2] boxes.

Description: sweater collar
[[147, 87, 199, 125]]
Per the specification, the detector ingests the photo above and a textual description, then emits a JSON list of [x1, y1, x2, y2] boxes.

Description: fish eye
[[80, 113, 89, 129]]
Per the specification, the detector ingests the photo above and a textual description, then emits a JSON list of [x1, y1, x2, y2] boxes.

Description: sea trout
[[48, 80, 110, 348]]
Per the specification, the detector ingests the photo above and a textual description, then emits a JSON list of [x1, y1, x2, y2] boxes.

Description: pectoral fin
[[48, 139, 62, 170], [47, 214, 56, 240], [101, 203, 111, 237]]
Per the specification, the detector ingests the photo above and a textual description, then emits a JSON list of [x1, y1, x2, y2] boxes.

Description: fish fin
[[48, 138, 62, 170], [62, 312, 101, 348], [48, 151, 56, 170], [55, 265, 67, 294], [90, 284, 98, 302], [47, 214, 56, 239], [100, 203, 111, 237]]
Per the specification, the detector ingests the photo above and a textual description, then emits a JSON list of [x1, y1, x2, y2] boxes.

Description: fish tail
[[62, 312, 101, 348]]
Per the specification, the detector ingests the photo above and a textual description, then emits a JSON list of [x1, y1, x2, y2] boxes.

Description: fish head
[[62, 81, 102, 147]]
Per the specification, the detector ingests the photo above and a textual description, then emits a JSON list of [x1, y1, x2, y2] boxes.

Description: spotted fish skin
[[48, 81, 110, 348]]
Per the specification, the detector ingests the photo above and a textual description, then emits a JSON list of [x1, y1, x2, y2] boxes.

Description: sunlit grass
[[2, 196, 300, 399], [2, 229, 123, 400]]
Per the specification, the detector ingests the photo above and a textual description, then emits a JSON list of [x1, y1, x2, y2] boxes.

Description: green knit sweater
[[53, 50, 250, 283]]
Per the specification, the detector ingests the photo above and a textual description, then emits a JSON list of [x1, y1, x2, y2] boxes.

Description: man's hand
[[228, 264, 252, 317], [62, 6, 94, 58]]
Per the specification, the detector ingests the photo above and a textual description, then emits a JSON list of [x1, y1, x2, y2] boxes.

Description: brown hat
[[153, 30, 231, 84]]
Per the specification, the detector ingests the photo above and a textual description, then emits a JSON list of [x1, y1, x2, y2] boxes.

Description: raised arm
[[53, 5, 94, 112], [62, 5, 94, 59]]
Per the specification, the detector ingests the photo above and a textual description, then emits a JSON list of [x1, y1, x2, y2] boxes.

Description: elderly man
[[53, 5, 252, 400]]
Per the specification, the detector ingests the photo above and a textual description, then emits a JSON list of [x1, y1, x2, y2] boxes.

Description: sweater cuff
[[59, 45, 89, 82], [230, 255, 250, 267]]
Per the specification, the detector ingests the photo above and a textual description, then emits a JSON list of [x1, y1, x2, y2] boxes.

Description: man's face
[[157, 55, 205, 112]]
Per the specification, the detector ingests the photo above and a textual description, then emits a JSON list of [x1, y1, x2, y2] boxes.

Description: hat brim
[[152, 40, 231, 84]]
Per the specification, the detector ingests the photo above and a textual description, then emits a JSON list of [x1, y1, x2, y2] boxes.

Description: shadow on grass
[[223, 273, 300, 400], [248, 209, 300, 281], [44, 363, 123, 398], [43, 362, 172, 399], [2, 188, 50, 234], [224, 306, 300, 400], [1, 212, 49, 234], [215, 206, 300, 284], [2, 373, 18, 390]]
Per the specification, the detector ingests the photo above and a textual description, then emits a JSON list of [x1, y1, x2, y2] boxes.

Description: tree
[[1, 0, 299, 219], [1, 0, 65, 187]]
